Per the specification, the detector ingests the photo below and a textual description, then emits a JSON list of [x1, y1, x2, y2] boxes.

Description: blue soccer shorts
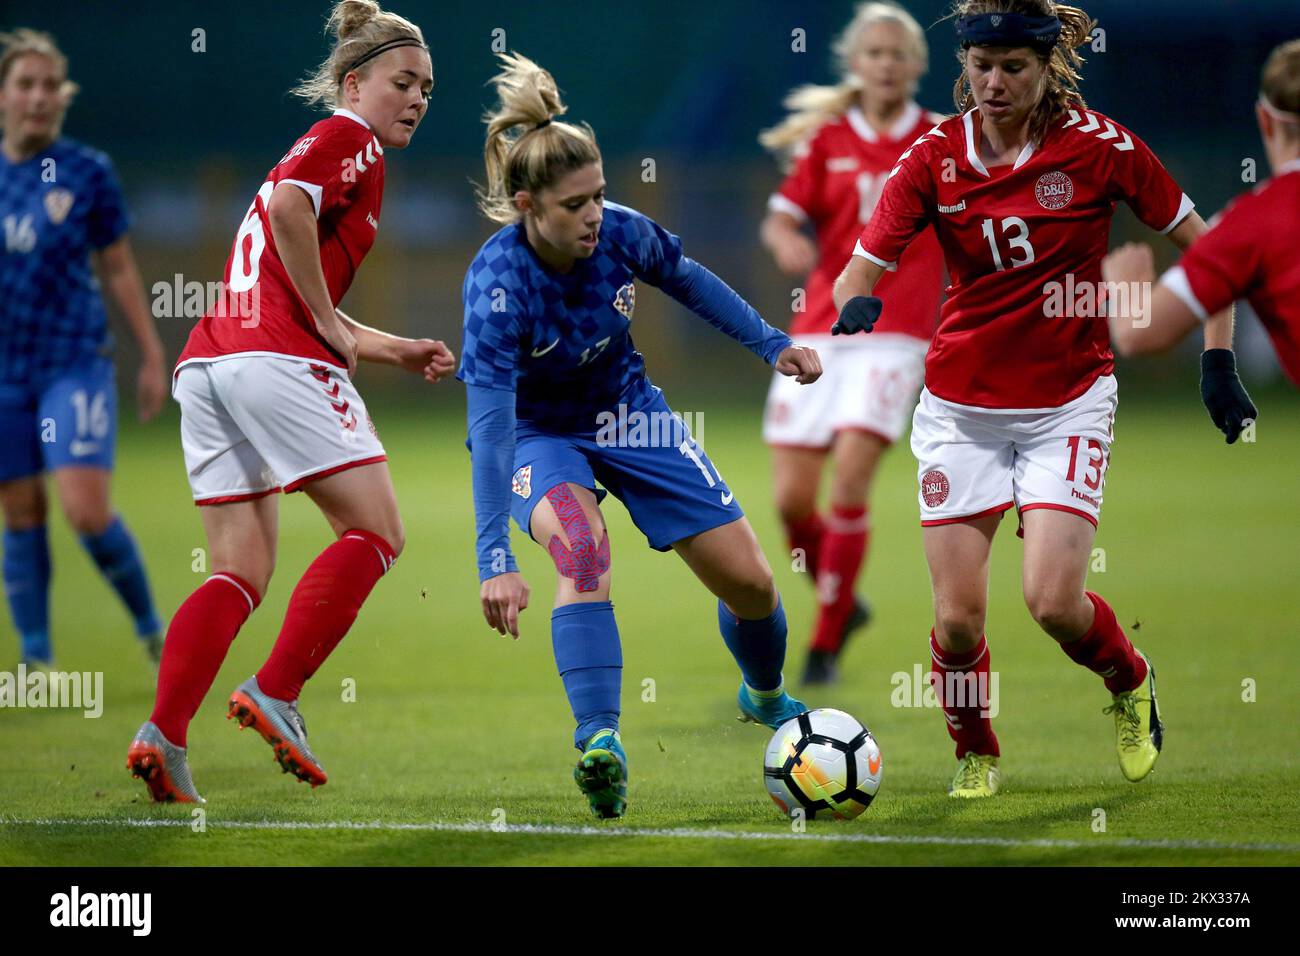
[[0, 359, 118, 482], [509, 393, 744, 551]]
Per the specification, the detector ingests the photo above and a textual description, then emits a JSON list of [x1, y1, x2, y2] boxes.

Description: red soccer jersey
[[1162, 159, 1300, 387], [177, 109, 386, 371], [770, 102, 946, 340], [856, 106, 1193, 409]]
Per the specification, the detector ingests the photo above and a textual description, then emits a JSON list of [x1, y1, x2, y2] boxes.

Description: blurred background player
[[758, 2, 946, 685], [1103, 39, 1300, 423], [833, 0, 1247, 797], [126, 0, 454, 803], [0, 29, 165, 668], [461, 53, 823, 819]]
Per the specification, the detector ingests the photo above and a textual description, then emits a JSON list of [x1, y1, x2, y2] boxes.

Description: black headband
[[342, 36, 427, 77], [956, 12, 1062, 52], [533, 118, 553, 130]]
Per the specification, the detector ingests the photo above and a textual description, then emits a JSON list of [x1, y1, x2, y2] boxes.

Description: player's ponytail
[[1260, 38, 1300, 139], [760, 2, 929, 164], [947, 0, 1094, 146], [293, 0, 425, 110], [477, 52, 602, 225], [0, 28, 78, 129]]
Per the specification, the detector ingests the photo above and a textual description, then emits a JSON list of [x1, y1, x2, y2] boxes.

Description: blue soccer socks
[[552, 601, 623, 751]]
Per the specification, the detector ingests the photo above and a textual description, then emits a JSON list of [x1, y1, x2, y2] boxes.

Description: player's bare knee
[[0, 480, 47, 530], [935, 606, 985, 647], [1025, 590, 1086, 639], [776, 497, 816, 526], [721, 565, 777, 619], [542, 484, 610, 595], [63, 502, 113, 537]]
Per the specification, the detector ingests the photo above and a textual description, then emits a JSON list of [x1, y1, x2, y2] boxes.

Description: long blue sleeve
[[614, 204, 791, 365], [466, 383, 520, 582], [659, 256, 792, 365]]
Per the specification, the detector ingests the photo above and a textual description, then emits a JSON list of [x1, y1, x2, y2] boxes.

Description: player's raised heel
[[226, 676, 327, 788], [574, 729, 628, 819], [126, 720, 205, 804], [737, 681, 809, 730], [949, 752, 1000, 798], [1105, 651, 1163, 783]]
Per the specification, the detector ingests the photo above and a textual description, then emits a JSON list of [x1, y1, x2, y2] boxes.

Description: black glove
[[831, 295, 883, 335], [1200, 349, 1258, 444]]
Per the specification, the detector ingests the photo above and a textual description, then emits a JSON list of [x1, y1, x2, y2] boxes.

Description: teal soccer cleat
[[737, 681, 809, 730], [574, 728, 628, 819]]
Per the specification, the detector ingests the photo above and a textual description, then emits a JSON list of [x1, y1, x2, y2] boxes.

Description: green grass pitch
[[2, 384, 1298, 866]]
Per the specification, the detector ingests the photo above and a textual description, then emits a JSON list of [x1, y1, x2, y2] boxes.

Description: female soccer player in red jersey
[[833, 0, 1244, 797], [126, 0, 454, 803], [758, 2, 947, 685], [1103, 39, 1299, 419]]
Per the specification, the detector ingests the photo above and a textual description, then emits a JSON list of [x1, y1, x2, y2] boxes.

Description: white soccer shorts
[[763, 333, 928, 449], [910, 374, 1118, 528], [174, 355, 387, 505]]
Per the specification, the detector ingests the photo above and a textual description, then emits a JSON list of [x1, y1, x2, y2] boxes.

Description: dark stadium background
[[5, 0, 1295, 403]]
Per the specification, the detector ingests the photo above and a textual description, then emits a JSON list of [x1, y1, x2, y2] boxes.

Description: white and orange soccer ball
[[763, 708, 882, 821]]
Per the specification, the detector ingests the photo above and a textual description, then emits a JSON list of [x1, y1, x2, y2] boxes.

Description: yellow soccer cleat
[[949, 752, 1000, 798], [1104, 651, 1164, 782]]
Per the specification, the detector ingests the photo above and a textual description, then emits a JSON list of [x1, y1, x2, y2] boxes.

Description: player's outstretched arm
[[466, 384, 529, 638], [93, 236, 166, 422], [335, 309, 456, 383], [1167, 213, 1237, 353]]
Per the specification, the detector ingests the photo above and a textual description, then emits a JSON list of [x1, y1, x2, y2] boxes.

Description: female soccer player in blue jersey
[[0, 30, 165, 666], [460, 53, 824, 818]]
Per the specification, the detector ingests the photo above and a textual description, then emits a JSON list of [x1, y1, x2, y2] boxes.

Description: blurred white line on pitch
[[2, 818, 1298, 853]]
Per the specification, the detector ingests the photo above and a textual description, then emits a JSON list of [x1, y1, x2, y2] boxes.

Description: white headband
[[1259, 93, 1300, 123]]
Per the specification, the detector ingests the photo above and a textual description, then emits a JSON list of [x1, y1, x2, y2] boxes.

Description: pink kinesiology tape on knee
[[545, 485, 610, 592]]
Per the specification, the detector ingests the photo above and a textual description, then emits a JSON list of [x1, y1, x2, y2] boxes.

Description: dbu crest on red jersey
[[613, 282, 635, 319], [921, 469, 950, 507], [512, 464, 532, 499], [1035, 171, 1074, 210]]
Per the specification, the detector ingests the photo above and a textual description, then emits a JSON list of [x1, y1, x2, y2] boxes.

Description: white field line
[[2, 817, 1298, 853]]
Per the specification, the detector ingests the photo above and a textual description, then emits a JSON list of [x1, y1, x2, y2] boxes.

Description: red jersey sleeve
[[854, 139, 937, 269], [273, 122, 371, 220], [1163, 195, 1264, 320], [770, 135, 823, 223], [1106, 120, 1193, 235]]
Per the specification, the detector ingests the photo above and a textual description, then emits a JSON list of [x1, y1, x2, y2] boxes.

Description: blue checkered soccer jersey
[[459, 201, 790, 433], [460, 201, 792, 571], [1, 137, 128, 387], [1, 139, 129, 481]]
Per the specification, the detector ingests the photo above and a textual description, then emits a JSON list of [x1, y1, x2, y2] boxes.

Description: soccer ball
[[763, 708, 882, 820]]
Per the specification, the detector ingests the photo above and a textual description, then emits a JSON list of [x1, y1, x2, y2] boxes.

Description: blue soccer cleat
[[574, 728, 628, 819], [736, 680, 809, 730]]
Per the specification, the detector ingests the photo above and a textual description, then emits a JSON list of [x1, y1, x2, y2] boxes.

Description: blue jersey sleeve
[[458, 255, 526, 391], [615, 206, 791, 366], [87, 152, 130, 250], [466, 384, 520, 582]]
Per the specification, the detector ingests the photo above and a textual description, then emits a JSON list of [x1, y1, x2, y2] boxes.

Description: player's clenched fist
[[831, 295, 884, 336], [775, 345, 823, 385], [398, 338, 456, 383], [481, 571, 531, 639]]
